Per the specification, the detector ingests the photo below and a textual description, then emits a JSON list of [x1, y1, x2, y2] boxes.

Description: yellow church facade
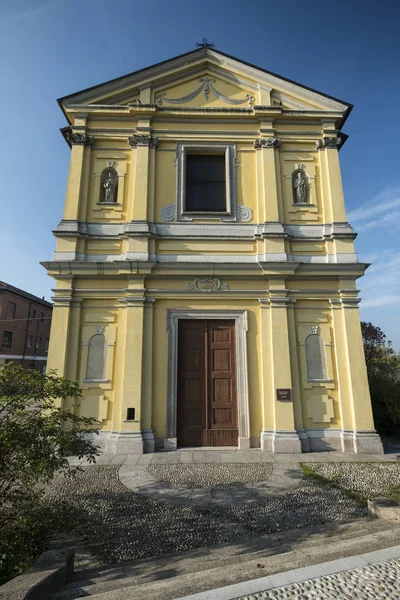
[[43, 45, 383, 454]]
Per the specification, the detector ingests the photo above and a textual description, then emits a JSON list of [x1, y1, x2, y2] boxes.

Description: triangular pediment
[[59, 48, 351, 120]]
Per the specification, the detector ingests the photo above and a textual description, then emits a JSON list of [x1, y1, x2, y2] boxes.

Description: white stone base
[[273, 430, 302, 453], [238, 437, 251, 450], [297, 429, 311, 453], [260, 430, 302, 453], [88, 430, 155, 454], [305, 428, 342, 452], [354, 430, 384, 454]]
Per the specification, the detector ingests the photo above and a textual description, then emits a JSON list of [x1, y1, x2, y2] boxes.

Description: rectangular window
[[27, 335, 33, 347], [185, 154, 226, 212], [36, 337, 42, 348], [31, 309, 36, 320], [2, 331, 13, 349], [45, 338, 49, 352], [7, 301, 16, 319], [39, 312, 44, 323], [176, 143, 236, 221]]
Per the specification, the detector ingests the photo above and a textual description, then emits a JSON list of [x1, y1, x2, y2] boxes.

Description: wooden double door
[[177, 319, 238, 447]]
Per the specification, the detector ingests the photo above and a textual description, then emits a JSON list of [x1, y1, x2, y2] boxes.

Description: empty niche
[[305, 327, 327, 380], [86, 332, 107, 380]]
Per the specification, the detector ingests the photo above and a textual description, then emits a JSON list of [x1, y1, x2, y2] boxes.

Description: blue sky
[[1, 0, 399, 347]]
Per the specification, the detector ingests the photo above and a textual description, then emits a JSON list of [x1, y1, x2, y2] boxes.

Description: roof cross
[[195, 38, 215, 49]]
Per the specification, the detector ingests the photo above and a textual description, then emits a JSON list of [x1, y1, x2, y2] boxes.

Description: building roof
[[0, 281, 53, 308], [57, 46, 353, 129]]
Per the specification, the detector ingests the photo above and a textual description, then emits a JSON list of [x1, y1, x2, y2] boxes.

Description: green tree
[[0, 363, 99, 584], [361, 322, 400, 432]]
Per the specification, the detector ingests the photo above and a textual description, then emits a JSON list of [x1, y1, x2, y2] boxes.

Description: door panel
[[177, 319, 238, 447]]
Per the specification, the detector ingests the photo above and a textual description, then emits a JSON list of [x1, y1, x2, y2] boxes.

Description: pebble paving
[[304, 462, 400, 499], [44, 465, 366, 564], [148, 463, 273, 489], [235, 558, 400, 599]]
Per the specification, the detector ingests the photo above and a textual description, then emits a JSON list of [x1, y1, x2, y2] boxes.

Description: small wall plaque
[[277, 388, 292, 401]]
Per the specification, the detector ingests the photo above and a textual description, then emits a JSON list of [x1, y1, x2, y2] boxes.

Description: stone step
[[51, 518, 400, 599]]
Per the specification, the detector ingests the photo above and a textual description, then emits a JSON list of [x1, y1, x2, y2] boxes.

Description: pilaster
[[316, 136, 347, 223], [254, 135, 282, 223], [63, 129, 93, 221], [259, 284, 301, 453], [141, 298, 155, 452], [128, 130, 158, 222], [330, 296, 383, 454]]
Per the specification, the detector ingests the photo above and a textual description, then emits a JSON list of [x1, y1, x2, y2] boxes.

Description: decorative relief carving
[[237, 205, 253, 222], [67, 132, 94, 146], [315, 137, 341, 150], [128, 134, 158, 148], [311, 325, 319, 335], [156, 77, 255, 107], [161, 204, 176, 222], [254, 137, 282, 149], [185, 277, 230, 293], [96, 325, 105, 334]]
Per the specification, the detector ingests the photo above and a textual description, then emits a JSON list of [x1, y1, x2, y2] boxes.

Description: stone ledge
[[0, 547, 74, 600], [368, 497, 400, 520]]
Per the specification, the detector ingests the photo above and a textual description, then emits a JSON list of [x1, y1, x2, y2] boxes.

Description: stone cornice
[[66, 132, 94, 146], [128, 134, 158, 148], [254, 136, 282, 149], [52, 220, 357, 242], [315, 137, 341, 150]]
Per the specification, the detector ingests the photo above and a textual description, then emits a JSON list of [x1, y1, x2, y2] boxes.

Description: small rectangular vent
[[126, 407, 135, 421]]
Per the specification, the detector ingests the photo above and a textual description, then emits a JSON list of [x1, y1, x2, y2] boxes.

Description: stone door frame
[[165, 309, 250, 450]]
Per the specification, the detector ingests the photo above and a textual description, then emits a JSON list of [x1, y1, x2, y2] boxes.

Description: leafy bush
[[0, 364, 99, 584], [361, 322, 400, 433]]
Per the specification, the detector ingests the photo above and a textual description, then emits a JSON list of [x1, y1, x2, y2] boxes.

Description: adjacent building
[[0, 281, 52, 371], [42, 45, 383, 454]]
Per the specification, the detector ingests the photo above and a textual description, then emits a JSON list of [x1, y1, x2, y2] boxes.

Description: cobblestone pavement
[[44, 466, 366, 564], [147, 463, 274, 489], [304, 462, 400, 499], [235, 558, 400, 599]]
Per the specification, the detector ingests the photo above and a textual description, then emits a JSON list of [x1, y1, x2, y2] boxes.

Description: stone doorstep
[[51, 519, 400, 600]]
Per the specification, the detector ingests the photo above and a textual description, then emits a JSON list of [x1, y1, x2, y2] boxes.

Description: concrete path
[[175, 545, 400, 600], [68, 449, 399, 506]]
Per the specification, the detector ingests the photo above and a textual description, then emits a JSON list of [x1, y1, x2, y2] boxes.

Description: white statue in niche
[[292, 169, 308, 204], [100, 167, 118, 203]]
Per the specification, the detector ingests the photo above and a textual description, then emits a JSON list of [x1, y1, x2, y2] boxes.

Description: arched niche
[[86, 333, 107, 380], [305, 332, 327, 380], [100, 167, 118, 203]]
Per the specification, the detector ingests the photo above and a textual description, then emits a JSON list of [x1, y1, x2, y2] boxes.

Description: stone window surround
[[176, 142, 237, 221], [165, 309, 250, 450]]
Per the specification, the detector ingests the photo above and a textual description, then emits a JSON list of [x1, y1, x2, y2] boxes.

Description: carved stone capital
[[67, 132, 94, 146], [254, 137, 282, 150], [128, 134, 158, 149], [315, 137, 341, 150]]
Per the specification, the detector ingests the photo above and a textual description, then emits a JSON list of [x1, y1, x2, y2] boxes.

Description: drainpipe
[[22, 301, 32, 369]]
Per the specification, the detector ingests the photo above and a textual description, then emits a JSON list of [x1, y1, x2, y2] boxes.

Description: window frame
[[27, 335, 33, 348], [7, 301, 16, 319], [176, 142, 237, 221], [2, 330, 13, 349]]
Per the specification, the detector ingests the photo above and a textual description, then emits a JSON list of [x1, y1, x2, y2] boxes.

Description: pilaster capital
[[315, 137, 341, 150], [66, 132, 94, 146], [128, 134, 158, 149], [254, 137, 282, 150]]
